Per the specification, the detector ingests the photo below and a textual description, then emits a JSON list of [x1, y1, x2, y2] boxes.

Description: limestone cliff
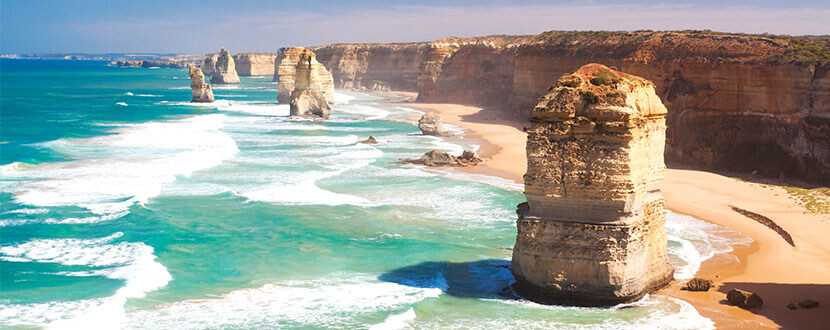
[[233, 53, 277, 76], [312, 43, 427, 91], [275, 47, 335, 105], [200, 48, 240, 84], [189, 66, 214, 103], [289, 49, 332, 119], [310, 31, 830, 185], [511, 64, 674, 306]]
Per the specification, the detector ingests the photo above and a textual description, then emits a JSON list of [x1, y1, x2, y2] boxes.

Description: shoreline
[[385, 91, 830, 329]]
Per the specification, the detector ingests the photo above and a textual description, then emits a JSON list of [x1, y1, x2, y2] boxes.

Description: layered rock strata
[[200, 48, 240, 84], [189, 66, 214, 102], [289, 49, 332, 119], [233, 53, 277, 76], [417, 113, 450, 136], [310, 31, 830, 184], [511, 64, 674, 306], [275, 47, 335, 105]]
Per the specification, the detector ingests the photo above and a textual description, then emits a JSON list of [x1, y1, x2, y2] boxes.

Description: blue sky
[[1, 0, 828, 53]]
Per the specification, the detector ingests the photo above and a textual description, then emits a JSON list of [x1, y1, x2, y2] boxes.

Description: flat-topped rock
[[511, 63, 673, 306]]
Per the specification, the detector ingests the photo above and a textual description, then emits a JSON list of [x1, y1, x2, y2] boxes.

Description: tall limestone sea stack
[[289, 48, 333, 119], [189, 66, 214, 102], [275, 47, 335, 105], [511, 63, 674, 306], [200, 48, 241, 84]]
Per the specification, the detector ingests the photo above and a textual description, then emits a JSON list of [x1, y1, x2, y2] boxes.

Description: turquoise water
[[1, 60, 751, 329]]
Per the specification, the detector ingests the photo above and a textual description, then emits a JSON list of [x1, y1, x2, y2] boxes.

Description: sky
[[1, 0, 828, 54]]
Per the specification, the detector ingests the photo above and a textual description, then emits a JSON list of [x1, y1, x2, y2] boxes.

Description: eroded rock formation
[[417, 113, 450, 136], [310, 31, 830, 185], [402, 150, 481, 167], [189, 66, 214, 103], [511, 64, 674, 306], [289, 49, 332, 119], [200, 48, 240, 84], [275, 47, 335, 105], [233, 53, 277, 76]]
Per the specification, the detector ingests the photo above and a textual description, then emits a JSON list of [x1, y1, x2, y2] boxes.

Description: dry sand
[[390, 92, 830, 329]]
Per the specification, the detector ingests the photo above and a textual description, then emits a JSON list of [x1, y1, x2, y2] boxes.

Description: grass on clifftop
[[772, 38, 830, 64]]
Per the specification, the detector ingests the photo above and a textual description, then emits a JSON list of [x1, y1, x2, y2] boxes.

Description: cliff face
[[200, 48, 241, 84], [233, 53, 277, 76], [312, 43, 427, 91], [189, 66, 214, 103], [512, 64, 673, 306], [109, 60, 194, 68], [288, 49, 333, 119], [311, 32, 830, 184]]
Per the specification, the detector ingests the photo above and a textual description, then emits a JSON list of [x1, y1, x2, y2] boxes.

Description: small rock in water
[[727, 289, 763, 308], [786, 303, 797, 310], [798, 299, 819, 309], [358, 136, 379, 144], [401, 150, 481, 167], [418, 113, 450, 136], [681, 278, 713, 292]]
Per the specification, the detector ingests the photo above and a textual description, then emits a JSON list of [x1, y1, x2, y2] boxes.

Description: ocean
[[0, 59, 752, 329]]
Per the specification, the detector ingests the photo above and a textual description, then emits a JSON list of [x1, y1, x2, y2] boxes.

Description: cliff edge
[[310, 31, 830, 185]]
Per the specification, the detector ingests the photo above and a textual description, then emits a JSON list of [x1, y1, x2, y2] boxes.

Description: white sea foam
[[3, 114, 238, 217], [334, 92, 357, 104], [116, 102, 128, 106], [124, 275, 441, 329], [238, 144, 382, 206], [424, 169, 524, 192], [666, 211, 753, 279], [217, 102, 289, 116], [336, 104, 391, 121], [125, 92, 134, 96], [157, 100, 231, 107], [0, 232, 171, 329], [370, 308, 416, 330]]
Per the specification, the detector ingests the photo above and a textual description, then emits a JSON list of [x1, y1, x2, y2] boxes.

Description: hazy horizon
[[2, 0, 829, 54]]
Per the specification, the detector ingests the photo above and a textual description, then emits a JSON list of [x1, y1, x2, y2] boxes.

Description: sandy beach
[[391, 92, 830, 329]]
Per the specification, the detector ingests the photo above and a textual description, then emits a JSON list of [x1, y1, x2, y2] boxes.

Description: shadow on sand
[[378, 259, 520, 300], [716, 282, 828, 329]]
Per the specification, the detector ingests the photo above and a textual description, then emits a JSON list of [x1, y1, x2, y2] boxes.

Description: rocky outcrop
[[727, 289, 764, 308], [189, 66, 214, 102], [358, 136, 379, 144], [275, 47, 335, 105], [200, 48, 240, 84], [682, 278, 713, 292], [417, 113, 450, 136], [798, 299, 820, 309], [289, 49, 332, 119], [310, 31, 830, 185], [511, 64, 674, 306], [233, 53, 277, 76], [402, 150, 481, 167]]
